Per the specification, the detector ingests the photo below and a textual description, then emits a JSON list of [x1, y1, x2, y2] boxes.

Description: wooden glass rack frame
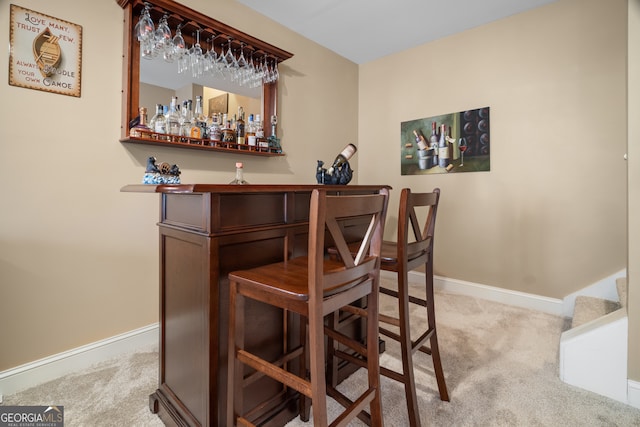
[[116, 0, 293, 157]]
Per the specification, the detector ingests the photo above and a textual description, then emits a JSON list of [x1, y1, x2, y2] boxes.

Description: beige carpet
[[3, 280, 640, 426]]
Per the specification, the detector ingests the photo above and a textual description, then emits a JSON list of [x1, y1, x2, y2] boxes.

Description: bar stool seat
[[226, 188, 389, 427]]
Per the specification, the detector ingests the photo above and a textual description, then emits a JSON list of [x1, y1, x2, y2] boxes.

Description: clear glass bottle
[[130, 106, 151, 138], [327, 143, 357, 175], [180, 100, 193, 138], [229, 162, 249, 184], [190, 95, 207, 139], [149, 103, 166, 135], [166, 96, 181, 136]]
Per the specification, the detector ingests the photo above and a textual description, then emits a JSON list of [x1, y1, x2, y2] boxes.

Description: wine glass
[[458, 138, 467, 167], [224, 38, 238, 71], [246, 51, 259, 87], [155, 15, 173, 62], [172, 25, 188, 71], [272, 59, 279, 82], [236, 43, 248, 85], [189, 30, 204, 78], [203, 36, 216, 73], [134, 3, 154, 42]]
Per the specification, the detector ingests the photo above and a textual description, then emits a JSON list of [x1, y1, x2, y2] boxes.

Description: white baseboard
[[0, 323, 159, 398], [629, 379, 640, 409], [382, 270, 564, 316]]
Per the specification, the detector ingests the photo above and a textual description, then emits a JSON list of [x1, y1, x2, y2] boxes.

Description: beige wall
[[0, 0, 357, 370], [0, 0, 635, 383], [628, 0, 639, 382], [359, 0, 627, 299]]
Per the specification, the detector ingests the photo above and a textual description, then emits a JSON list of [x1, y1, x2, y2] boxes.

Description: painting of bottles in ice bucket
[[400, 107, 490, 175]]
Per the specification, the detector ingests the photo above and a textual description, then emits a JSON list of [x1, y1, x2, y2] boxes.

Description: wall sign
[[400, 107, 491, 175], [9, 4, 82, 97]]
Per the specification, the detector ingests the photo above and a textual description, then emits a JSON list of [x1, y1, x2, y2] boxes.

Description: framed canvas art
[[400, 107, 490, 175]]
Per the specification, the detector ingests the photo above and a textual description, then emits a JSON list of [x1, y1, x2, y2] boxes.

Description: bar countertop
[[121, 183, 392, 194]]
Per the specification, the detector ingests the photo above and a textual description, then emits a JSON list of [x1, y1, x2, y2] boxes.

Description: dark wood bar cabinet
[[121, 184, 390, 427]]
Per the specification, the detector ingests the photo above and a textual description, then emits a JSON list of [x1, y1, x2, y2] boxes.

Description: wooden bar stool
[[226, 188, 389, 427], [330, 188, 448, 427]]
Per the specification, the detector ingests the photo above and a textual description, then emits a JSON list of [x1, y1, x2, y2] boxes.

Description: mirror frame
[[116, 0, 293, 147]]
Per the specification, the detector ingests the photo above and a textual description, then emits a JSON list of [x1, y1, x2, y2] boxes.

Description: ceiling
[[237, 0, 559, 64]]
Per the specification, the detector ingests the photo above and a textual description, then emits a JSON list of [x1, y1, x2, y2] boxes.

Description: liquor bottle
[[189, 116, 202, 139], [191, 95, 207, 138], [236, 107, 245, 145], [438, 124, 450, 168], [255, 114, 264, 139], [327, 143, 357, 175], [166, 96, 180, 136], [246, 114, 256, 147], [129, 106, 151, 138], [149, 103, 166, 135], [221, 119, 235, 146], [208, 112, 222, 142], [229, 162, 249, 184], [255, 114, 268, 151], [413, 129, 428, 150], [179, 100, 192, 138]]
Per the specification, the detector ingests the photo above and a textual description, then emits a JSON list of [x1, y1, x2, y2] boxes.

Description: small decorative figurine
[[267, 115, 282, 153], [143, 156, 181, 184], [316, 143, 356, 185], [267, 135, 282, 153], [315, 159, 353, 185]]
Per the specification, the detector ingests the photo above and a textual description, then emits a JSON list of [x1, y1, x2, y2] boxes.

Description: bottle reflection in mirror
[[135, 6, 279, 87]]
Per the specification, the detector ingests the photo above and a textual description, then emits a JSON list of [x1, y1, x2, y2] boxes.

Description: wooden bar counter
[[121, 184, 390, 427]]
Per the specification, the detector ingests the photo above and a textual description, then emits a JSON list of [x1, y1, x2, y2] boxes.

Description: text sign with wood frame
[[9, 4, 83, 97]]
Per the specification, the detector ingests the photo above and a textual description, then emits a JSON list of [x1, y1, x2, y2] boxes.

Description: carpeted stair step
[[616, 277, 627, 309], [571, 296, 621, 329]]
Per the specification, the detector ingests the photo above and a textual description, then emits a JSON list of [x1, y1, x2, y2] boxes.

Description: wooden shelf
[[121, 133, 285, 157]]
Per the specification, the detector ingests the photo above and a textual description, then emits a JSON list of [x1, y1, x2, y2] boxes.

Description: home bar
[[116, 0, 393, 424], [1, 0, 636, 425], [122, 184, 389, 426]]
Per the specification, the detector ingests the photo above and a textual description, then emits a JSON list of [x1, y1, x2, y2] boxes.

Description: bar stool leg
[[398, 268, 421, 427], [299, 317, 311, 421], [308, 307, 329, 426], [227, 281, 246, 426], [367, 280, 384, 426], [426, 256, 449, 402]]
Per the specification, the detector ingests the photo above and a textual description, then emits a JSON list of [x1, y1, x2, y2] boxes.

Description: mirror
[[116, 0, 293, 153], [139, 58, 262, 128]]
